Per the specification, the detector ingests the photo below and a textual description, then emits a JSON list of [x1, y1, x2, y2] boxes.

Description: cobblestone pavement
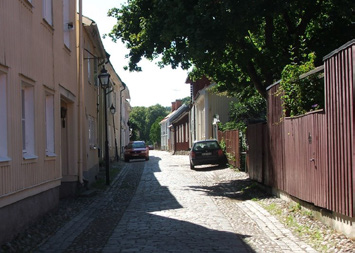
[[2, 151, 353, 252], [103, 152, 250, 253]]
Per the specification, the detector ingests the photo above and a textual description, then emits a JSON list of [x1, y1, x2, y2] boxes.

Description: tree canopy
[[108, 0, 353, 99], [129, 104, 170, 143], [149, 116, 165, 146]]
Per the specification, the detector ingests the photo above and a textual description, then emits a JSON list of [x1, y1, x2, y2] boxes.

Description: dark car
[[124, 141, 149, 162], [189, 139, 227, 170]]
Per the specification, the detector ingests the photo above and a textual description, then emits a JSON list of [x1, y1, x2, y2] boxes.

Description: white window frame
[[177, 125, 180, 143], [88, 115, 96, 149], [94, 58, 98, 86], [107, 89, 112, 109], [45, 93, 56, 157], [179, 125, 182, 143], [87, 44, 91, 83], [63, 0, 70, 48], [43, 0, 53, 26], [185, 122, 188, 142], [0, 72, 10, 162], [22, 83, 37, 160]]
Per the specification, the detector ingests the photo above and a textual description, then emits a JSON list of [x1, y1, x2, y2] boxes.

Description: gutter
[[120, 82, 127, 157], [77, 0, 84, 184]]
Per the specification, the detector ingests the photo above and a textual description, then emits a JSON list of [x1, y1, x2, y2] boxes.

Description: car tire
[[146, 156, 149, 161], [124, 157, 129, 162], [190, 163, 195, 170]]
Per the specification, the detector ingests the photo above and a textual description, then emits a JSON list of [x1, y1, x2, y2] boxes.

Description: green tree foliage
[[107, 0, 353, 99], [230, 87, 266, 132], [129, 104, 169, 142], [149, 116, 164, 146], [128, 106, 147, 140], [181, 96, 191, 105], [280, 52, 324, 117], [146, 104, 170, 136]]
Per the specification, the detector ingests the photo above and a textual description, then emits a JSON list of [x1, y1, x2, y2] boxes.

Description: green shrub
[[279, 52, 324, 117]]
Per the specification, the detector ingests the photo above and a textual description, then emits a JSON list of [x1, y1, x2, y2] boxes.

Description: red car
[[124, 141, 149, 162]]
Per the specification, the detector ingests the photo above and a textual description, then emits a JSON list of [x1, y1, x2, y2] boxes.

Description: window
[[22, 83, 37, 160], [0, 73, 9, 161], [43, 0, 53, 26], [107, 90, 116, 110], [94, 58, 98, 86], [63, 0, 70, 48], [45, 93, 55, 157], [177, 126, 180, 143], [185, 123, 188, 142], [179, 125, 182, 143], [87, 44, 91, 83], [88, 116, 96, 148]]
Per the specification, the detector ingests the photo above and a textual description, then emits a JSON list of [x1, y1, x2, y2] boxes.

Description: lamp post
[[110, 104, 119, 161], [98, 66, 111, 185]]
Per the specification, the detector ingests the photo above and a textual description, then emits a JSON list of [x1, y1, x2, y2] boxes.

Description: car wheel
[[124, 157, 129, 162], [146, 156, 149, 161], [190, 163, 195, 170]]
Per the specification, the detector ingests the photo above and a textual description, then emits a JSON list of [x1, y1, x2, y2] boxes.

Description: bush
[[279, 53, 324, 117]]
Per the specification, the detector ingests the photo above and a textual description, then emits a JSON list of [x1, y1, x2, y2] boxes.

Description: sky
[[82, 0, 190, 108]]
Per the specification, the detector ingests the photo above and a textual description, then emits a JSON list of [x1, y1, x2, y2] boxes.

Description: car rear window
[[132, 142, 146, 148], [193, 141, 219, 150]]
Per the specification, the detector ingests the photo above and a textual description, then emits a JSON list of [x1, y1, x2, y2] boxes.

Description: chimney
[[171, 102, 176, 111], [176, 100, 182, 109]]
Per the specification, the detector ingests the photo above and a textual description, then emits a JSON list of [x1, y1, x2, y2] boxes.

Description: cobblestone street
[[2, 150, 353, 252]]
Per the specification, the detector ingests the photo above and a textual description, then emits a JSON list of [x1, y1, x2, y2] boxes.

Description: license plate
[[202, 152, 212, 156]]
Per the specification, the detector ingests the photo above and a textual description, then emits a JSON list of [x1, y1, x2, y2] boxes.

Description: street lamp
[[110, 104, 119, 161], [98, 66, 111, 185]]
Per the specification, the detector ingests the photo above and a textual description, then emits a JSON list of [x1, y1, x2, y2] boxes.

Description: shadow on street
[[104, 153, 255, 252]]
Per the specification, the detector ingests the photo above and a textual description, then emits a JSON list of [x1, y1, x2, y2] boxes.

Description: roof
[[160, 104, 189, 124], [170, 104, 189, 124], [82, 15, 106, 61]]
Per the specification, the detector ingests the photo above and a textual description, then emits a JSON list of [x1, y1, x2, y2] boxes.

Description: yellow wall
[[0, 0, 77, 207]]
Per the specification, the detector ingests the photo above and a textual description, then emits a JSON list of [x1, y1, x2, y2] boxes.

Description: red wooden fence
[[324, 40, 354, 217], [283, 112, 327, 208], [218, 130, 240, 169], [247, 40, 354, 218]]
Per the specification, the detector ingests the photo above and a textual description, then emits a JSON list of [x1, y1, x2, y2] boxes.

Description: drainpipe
[[120, 82, 126, 158], [77, 0, 84, 184]]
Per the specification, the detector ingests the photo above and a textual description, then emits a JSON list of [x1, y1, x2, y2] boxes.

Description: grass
[[259, 200, 330, 252]]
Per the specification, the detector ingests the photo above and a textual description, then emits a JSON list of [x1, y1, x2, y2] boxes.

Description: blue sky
[[82, 0, 190, 107]]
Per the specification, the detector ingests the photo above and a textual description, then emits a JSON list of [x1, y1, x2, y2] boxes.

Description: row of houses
[[0, 0, 131, 243], [160, 76, 236, 152]]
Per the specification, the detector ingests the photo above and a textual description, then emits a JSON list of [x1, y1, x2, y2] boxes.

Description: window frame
[[88, 115, 96, 149], [42, 0, 53, 26], [63, 0, 70, 48], [22, 82, 37, 160], [45, 92, 56, 157], [0, 72, 10, 162]]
